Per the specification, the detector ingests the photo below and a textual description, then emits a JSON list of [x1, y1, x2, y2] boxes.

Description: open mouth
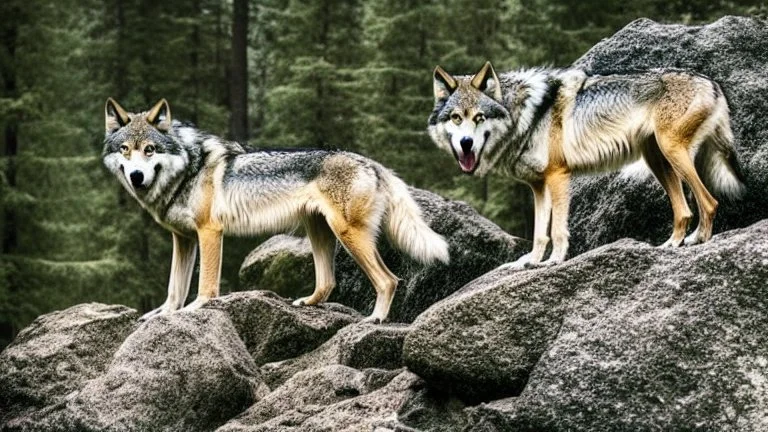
[[458, 152, 477, 173]]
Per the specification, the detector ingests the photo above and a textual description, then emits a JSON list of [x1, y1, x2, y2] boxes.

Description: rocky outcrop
[[240, 188, 529, 323], [239, 235, 315, 299], [0, 301, 462, 432], [3, 310, 269, 432], [405, 219, 768, 429], [568, 15, 768, 255], [0, 295, 366, 431], [0, 304, 138, 424], [207, 291, 361, 364], [217, 366, 466, 432], [261, 322, 410, 388]]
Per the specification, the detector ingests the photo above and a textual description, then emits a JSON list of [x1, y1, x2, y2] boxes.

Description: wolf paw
[[292, 296, 318, 307], [659, 237, 684, 248], [496, 253, 533, 271], [180, 296, 210, 313], [360, 315, 384, 324], [139, 307, 166, 321], [497, 261, 526, 271], [684, 229, 705, 246], [524, 258, 561, 269]]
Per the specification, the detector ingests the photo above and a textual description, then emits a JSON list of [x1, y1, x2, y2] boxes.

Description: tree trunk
[[1, 3, 19, 255], [0, 0, 21, 347], [229, 0, 248, 142], [190, 0, 201, 124], [113, 0, 130, 208]]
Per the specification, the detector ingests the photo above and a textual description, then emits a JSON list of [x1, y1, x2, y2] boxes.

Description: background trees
[[0, 0, 763, 347]]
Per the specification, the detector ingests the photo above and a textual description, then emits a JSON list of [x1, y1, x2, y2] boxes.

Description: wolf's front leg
[[541, 171, 571, 266], [497, 182, 551, 271], [181, 227, 223, 313], [140, 233, 197, 321]]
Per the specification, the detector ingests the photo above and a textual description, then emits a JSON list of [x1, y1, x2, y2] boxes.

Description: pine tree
[[255, 0, 365, 150]]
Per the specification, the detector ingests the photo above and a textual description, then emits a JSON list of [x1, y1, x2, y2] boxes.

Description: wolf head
[[427, 61, 510, 176], [102, 98, 187, 202]]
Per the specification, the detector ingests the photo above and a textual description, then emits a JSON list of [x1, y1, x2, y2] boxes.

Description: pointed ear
[[433, 66, 458, 100], [470, 61, 502, 101], [146, 99, 172, 132], [105, 98, 130, 132]]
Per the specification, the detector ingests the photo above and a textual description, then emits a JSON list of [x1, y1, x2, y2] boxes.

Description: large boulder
[[239, 235, 315, 299], [240, 188, 528, 323], [206, 290, 361, 364], [0, 304, 139, 424], [404, 219, 768, 429], [217, 366, 466, 432], [4, 310, 269, 432], [261, 322, 410, 388], [568, 16, 768, 255]]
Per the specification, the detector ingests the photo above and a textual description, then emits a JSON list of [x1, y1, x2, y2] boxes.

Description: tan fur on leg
[[182, 227, 222, 311], [329, 217, 398, 323], [642, 137, 693, 247], [654, 87, 720, 245], [544, 169, 571, 264], [658, 140, 718, 244]]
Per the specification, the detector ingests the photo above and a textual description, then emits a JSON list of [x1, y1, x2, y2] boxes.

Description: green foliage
[[256, 0, 365, 149]]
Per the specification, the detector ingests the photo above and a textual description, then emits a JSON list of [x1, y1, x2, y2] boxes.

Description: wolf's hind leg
[[656, 131, 719, 245], [293, 214, 337, 307], [332, 220, 398, 324], [141, 233, 197, 321], [642, 137, 692, 248]]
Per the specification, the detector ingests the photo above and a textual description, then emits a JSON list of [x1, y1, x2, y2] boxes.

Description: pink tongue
[[459, 152, 476, 172]]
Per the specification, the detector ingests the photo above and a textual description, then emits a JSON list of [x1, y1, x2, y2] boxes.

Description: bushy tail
[[378, 168, 450, 265], [695, 110, 747, 200]]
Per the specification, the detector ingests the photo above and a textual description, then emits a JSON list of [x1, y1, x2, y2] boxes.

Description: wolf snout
[[460, 137, 473, 154], [129, 170, 145, 188]]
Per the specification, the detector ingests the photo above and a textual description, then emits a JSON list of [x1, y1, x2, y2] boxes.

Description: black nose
[[460, 137, 473, 154], [129, 171, 144, 187]]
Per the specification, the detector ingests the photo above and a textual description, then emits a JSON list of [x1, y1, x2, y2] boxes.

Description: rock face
[[261, 322, 410, 388], [568, 16, 768, 255], [217, 366, 466, 432], [0, 298, 463, 432], [206, 291, 361, 364], [240, 188, 529, 323], [405, 219, 768, 429], [0, 304, 138, 424], [239, 235, 315, 299], [3, 310, 270, 432]]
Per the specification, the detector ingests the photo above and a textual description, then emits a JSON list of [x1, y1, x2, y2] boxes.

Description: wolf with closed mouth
[[103, 98, 449, 322], [428, 62, 745, 269]]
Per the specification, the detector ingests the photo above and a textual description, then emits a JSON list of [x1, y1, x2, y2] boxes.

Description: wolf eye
[[119, 145, 129, 153], [144, 145, 156, 156], [474, 113, 485, 124], [450, 113, 462, 125]]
